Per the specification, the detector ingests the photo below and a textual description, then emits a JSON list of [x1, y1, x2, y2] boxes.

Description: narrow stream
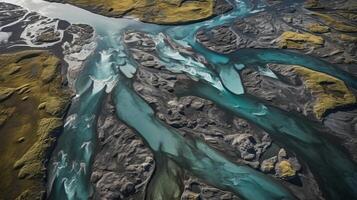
[[4, 0, 357, 200]]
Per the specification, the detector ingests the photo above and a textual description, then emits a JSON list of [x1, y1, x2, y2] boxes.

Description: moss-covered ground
[[53, 0, 215, 24], [0, 50, 70, 200], [292, 66, 356, 119]]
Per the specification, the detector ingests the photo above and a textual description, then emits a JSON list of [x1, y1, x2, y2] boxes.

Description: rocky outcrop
[[0, 2, 96, 92], [62, 24, 96, 91], [181, 177, 240, 200], [241, 64, 356, 120], [122, 31, 324, 199], [324, 109, 357, 163], [91, 96, 154, 200], [195, 1, 357, 76], [241, 65, 312, 118]]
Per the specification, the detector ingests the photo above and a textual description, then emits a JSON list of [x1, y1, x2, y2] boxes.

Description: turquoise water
[[177, 82, 357, 200], [113, 76, 296, 200], [5, 0, 357, 199], [234, 49, 357, 89]]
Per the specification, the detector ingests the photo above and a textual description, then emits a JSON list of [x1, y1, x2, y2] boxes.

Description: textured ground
[[0, 50, 70, 200], [0, 0, 356, 200], [45, 0, 232, 24], [0, 3, 94, 199]]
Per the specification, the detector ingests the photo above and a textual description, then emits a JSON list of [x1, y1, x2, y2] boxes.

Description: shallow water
[[3, 0, 357, 199]]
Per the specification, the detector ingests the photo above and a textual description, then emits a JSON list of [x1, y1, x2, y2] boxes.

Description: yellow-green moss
[[304, 0, 322, 9], [14, 118, 63, 179], [338, 34, 357, 42], [0, 50, 70, 199], [307, 23, 330, 33], [40, 56, 60, 84], [7, 64, 22, 75], [276, 160, 296, 179], [292, 66, 356, 119], [15, 188, 44, 200], [57, 0, 214, 24], [312, 12, 357, 32], [277, 31, 324, 49], [0, 107, 16, 127], [0, 87, 15, 102], [42, 96, 69, 116]]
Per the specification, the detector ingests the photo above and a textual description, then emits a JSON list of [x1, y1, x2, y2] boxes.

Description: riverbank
[[0, 2, 95, 199], [45, 0, 232, 24]]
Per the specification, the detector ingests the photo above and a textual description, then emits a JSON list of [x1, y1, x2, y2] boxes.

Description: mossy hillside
[[312, 12, 357, 33], [13, 118, 63, 179], [0, 50, 70, 200], [52, 0, 214, 24], [277, 31, 324, 49], [292, 66, 356, 119], [339, 11, 357, 21], [0, 106, 15, 127], [304, 0, 323, 9], [0, 87, 15, 102], [307, 23, 330, 33], [338, 34, 357, 42]]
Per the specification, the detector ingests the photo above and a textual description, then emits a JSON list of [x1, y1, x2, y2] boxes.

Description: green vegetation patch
[[292, 66, 356, 119], [312, 12, 357, 33], [53, 0, 215, 24], [0, 50, 70, 199], [277, 31, 324, 49], [14, 118, 63, 179]]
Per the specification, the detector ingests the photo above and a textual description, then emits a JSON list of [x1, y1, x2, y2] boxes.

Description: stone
[[232, 134, 257, 160], [21, 96, 28, 101], [278, 148, 288, 161], [288, 157, 302, 172], [16, 137, 25, 143], [260, 156, 277, 173], [120, 182, 135, 196], [38, 102, 46, 110], [275, 160, 296, 179], [36, 30, 61, 43], [181, 191, 200, 200], [190, 99, 204, 110]]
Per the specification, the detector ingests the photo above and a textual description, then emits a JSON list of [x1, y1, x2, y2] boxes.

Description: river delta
[[0, 0, 356, 200]]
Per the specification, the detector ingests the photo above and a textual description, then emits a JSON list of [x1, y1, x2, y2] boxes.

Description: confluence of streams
[[5, 0, 357, 200]]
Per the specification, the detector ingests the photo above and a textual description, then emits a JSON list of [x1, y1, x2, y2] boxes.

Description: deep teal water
[[178, 82, 357, 200], [112, 77, 296, 200]]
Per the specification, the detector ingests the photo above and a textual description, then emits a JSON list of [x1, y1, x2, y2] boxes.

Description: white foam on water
[[0, 31, 11, 43]]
